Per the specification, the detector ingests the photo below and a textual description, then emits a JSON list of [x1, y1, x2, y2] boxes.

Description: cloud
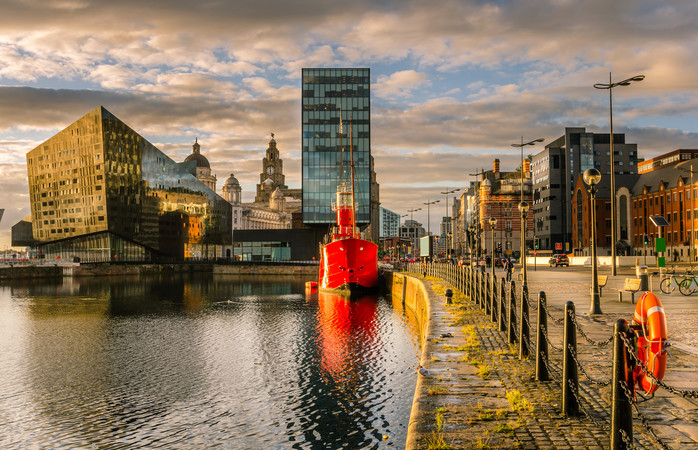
[[374, 70, 430, 99]]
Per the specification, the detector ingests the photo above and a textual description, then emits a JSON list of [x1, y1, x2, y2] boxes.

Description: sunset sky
[[1, 0, 698, 248]]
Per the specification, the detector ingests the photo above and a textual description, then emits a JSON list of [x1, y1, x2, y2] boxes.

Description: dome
[[184, 139, 210, 169], [483, 178, 492, 187], [184, 152, 210, 169], [271, 187, 283, 199], [224, 173, 240, 188], [263, 178, 274, 187]]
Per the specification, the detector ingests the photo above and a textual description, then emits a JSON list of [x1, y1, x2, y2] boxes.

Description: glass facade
[[301, 68, 371, 225], [26, 106, 232, 261], [233, 241, 291, 261]]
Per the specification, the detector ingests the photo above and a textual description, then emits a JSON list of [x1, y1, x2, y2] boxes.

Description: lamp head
[[518, 201, 529, 213], [583, 168, 602, 186], [489, 217, 497, 228]]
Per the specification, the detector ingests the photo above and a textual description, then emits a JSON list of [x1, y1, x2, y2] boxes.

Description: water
[[0, 274, 420, 449]]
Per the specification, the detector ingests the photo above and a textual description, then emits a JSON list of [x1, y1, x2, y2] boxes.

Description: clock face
[[266, 166, 275, 175]]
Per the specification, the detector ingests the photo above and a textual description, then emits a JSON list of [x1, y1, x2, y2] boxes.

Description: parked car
[[494, 257, 505, 268], [549, 254, 569, 267]]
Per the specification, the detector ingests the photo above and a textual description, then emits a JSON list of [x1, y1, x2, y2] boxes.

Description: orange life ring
[[632, 292, 668, 395]]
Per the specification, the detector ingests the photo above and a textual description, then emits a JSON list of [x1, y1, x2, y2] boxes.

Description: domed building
[[184, 138, 217, 192], [222, 173, 243, 229]]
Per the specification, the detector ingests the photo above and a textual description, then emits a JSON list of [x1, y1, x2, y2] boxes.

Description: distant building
[[301, 68, 379, 244], [184, 138, 217, 191], [532, 127, 639, 252], [400, 219, 425, 256], [380, 207, 400, 238], [638, 149, 698, 173], [24, 106, 231, 262]]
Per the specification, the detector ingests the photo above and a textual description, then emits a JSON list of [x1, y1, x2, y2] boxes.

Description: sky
[[2, 0, 698, 248]]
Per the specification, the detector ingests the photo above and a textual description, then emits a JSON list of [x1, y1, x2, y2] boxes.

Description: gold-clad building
[[25, 106, 232, 262]]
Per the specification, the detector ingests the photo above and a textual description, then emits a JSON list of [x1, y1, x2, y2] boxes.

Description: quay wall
[[0, 263, 318, 279], [381, 271, 432, 450]]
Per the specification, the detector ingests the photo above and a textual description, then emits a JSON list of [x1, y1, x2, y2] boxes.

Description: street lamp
[[594, 73, 645, 276], [423, 200, 440, 236], [511, 137, 544, 274], [584, 168, 603, 315], [518, 201, 530, 287], [441, 188, 461, 255], [489, 217, 497, 280], [468, 225, 476, 266]]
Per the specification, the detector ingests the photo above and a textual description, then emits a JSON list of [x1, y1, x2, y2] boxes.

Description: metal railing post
[[519, 284, 530, 359], [490, 276, 498, 323], [611, 319, 633, 450], [508, 280, 517, 344], [535, 291, 549, 381], [485, 273, 491, 315], [562, 301, 579, 417], [499, 277, 507, 332]]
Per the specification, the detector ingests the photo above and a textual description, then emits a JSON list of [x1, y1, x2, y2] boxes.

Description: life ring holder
[[631, 291, 669, 395]]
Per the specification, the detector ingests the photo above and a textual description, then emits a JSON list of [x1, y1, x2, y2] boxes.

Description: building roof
[[184, 139, 210, 169], [224, 173, 240, 188], [631, 161, 690, 196]]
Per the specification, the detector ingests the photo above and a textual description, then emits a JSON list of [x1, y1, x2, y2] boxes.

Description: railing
[[404, 261, 693, 450]]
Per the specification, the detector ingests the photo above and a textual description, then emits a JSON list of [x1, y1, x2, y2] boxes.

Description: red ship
[[318, 116, 378, 295]]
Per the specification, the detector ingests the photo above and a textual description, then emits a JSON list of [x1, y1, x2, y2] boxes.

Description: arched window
[[619, 194, 628, 240]]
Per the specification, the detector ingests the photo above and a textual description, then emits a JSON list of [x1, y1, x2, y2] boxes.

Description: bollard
[[519, 284, 530, 359], [499, 277, 507, 332], [508, 280, 517, 344], [535, 291, 549, 381], [445, 288, 453, 304], [401, 275, 407, 307], [562, 301, 579, 417], [611, 319, 633, 450]]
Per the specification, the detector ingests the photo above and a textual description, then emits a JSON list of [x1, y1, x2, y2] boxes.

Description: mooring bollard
[[508, 280, 517, 344], [535, 291, 549, 381], [445, 288, 453, 304], [562, 301, 579, 417], [499, 277, 507, 332], [611, 319, 633, 450], [519, 284, 530, 359]]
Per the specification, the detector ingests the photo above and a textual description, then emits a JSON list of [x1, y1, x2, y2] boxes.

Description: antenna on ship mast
[[349, 115, 356, 238]]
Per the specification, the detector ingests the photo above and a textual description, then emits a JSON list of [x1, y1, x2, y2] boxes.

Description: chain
[[619, 333, 698, 399], [568, 308, 613, 347], [567, 379, 611, 431], [541, 302, 565, 325], [540, 350, 561, 382], [618, 429, 636, 450], [619, 380, 673, 450], [566, 343, 611, 386], [540, 324, 563, 352]]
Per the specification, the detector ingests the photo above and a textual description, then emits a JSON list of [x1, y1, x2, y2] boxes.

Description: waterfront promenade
[[404, 265, 698, 449]]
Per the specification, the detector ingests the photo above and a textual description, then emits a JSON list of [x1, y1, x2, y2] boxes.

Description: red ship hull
[[319, 238, 378, 294]]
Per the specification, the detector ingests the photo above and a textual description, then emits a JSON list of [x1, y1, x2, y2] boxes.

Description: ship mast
[[349, 115, 356, 238]]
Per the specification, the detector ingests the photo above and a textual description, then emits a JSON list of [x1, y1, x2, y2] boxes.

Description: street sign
[[555, 242, 562, 250]]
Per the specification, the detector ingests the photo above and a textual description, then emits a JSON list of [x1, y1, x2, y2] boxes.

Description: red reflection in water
[[317, 292, 378, 383]]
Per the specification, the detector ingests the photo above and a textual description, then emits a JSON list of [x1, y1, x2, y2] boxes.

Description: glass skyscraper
[[301, 68, 371, 226]]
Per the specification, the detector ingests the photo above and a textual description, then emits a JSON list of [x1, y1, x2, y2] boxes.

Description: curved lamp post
[[594, 73, 644, 276], [518, 201, 530, 287], [489, 217, 497, 279], [584, 168, 603, 315], [423, 200, 440, 236]]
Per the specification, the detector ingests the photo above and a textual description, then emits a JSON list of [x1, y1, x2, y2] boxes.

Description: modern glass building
[[301, 68, 371, 227], [25, 106, 232, 262]]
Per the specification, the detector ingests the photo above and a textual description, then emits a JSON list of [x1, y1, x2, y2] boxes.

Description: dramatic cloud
[[2, 0, 698, 244]]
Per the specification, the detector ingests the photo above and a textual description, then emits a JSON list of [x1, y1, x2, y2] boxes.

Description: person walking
[[504, 257, 513, 282]]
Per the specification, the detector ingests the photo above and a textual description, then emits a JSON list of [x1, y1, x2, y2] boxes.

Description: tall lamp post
[[468, 225, 476, 267], [584, 168, 603, 315], [511, 137, 544, 274], [594, 73, 645, 276], [423, 200, 440, 236], [441, 188, 461, 256], [518, 201, 530, 287], [489, 217, 497, 280]]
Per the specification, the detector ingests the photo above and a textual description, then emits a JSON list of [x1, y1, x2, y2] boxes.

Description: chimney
[[523, 158, 531, 176], [493, 158, 500, 178]]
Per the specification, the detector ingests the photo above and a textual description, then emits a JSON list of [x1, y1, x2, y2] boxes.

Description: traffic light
[[643, 234, 649, 245], [534, 237, 539, 249]]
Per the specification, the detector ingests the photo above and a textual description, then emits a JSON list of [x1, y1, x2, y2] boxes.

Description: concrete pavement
[[405, 264, 698, 449]]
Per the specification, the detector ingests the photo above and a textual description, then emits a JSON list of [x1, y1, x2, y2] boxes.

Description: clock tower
[[255, 133, 288, 203]]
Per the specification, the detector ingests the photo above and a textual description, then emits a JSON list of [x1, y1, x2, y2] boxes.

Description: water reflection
[[0, 276, 418, 448]]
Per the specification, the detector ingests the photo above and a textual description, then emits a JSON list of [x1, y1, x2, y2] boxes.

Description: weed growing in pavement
[[475, 434, 492, 449], [476, 364, 491, 379], [426, 412, 451, 449], [428, 386, 447, 395], [506, 390, 534, 413]]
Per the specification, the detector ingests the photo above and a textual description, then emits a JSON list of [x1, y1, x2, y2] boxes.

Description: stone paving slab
[[406, 267, 698, 449]]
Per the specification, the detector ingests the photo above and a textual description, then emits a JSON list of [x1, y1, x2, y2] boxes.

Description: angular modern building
[[301, 68, 374, 237], [379, 207, 400, 238], [531, 127, 639, 252], [25, 106, 231, 262]]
